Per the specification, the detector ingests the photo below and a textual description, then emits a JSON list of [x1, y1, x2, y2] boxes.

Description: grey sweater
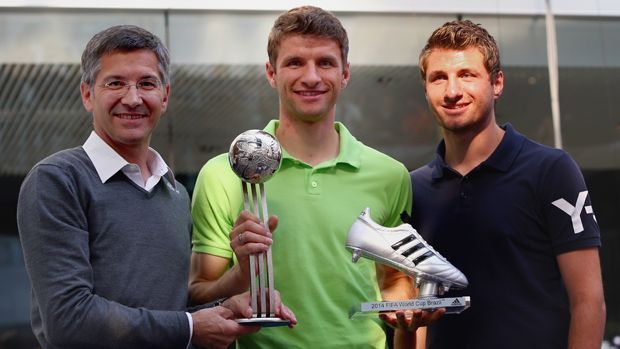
[[17, 147, 193, 349]]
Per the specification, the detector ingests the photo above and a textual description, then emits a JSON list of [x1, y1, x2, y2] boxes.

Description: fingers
[[267, 289, 297, 327], [230, 211, 274, 255], [395, 310, 410, 329], [233, 210, 260, 228], [280, 304, 298, 327], [426, 307, 446, 322], [223, 292, 254, 318], [191, 307, 260, 349], [267, 215, 279, 233], [379, 308, 445, 332], [379, 312, 398, 328]]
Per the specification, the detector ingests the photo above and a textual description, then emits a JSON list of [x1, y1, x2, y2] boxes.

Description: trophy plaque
[[228, 129, 290, 327]]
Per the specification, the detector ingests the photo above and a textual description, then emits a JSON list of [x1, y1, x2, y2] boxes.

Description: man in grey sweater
[[16, 25, 296, 349]]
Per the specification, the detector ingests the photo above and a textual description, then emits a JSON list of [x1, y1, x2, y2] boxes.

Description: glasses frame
[[98, 79, 164, 96]]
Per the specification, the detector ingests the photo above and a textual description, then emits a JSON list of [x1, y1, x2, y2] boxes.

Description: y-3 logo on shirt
[[552, 190, 597, 234]]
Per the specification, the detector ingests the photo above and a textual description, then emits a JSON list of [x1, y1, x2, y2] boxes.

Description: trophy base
[[236, 317, 291, 327], [349, 296, 470, 319]]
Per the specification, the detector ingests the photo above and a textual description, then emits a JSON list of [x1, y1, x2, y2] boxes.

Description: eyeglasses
[[99, 79, 163, 96]]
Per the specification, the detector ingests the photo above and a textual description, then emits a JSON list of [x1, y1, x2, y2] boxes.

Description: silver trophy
[[229, 129, 289, 326], [346, 208, 470, 318]]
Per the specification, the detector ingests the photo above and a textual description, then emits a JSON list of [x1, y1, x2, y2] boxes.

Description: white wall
[[1, 0, 620, 16]]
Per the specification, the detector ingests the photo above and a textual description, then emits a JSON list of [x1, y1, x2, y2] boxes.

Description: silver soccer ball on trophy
[[228, 130, 282, 184]]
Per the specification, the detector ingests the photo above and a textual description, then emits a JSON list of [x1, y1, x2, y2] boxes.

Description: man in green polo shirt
[[189, 6, 421, 348]]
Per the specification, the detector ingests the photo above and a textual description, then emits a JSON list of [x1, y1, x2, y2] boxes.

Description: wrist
[[231, 264, 250, 290]]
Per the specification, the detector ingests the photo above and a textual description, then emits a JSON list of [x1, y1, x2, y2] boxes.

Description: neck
[[98, 133, 152, 181], [122, 146, 152, 182], [442, 120, 505, 176], [276, 115, 340, 166]]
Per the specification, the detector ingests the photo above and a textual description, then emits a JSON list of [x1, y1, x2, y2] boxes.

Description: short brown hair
[[267, 6, 349, 68], [419, 20, 501, 82]]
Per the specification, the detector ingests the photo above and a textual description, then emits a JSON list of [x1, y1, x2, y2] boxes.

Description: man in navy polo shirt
[[409, 20, 605, 348]]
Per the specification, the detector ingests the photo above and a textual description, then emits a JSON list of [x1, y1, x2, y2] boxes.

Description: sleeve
[[384, 163, 413, 228], [17, 164, 189, 349], [191, 155, 243, 259], [540, 152, 601, 255]]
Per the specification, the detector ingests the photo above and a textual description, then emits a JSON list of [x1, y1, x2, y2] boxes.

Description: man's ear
[[493, 70, 504, 99], [80, 82, 94, 112], [266, 61, 277, 88], [161, 83, 170, 112], [341, 62, 350, 89]]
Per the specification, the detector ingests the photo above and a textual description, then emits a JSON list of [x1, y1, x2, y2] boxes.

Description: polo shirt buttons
[[460, 192, 467, 199], [307, 174, 321, 195]]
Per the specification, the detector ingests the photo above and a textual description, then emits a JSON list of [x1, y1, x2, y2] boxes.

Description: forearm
[[557, 248, 606, 349], [50, 299, 188, 349], [187, 249, 248, 304], [25, 246, 190, 348], [380, 266, 417, 348], [394, 328, 415, 349], [189, 263, 249, 304], [568, 299, 606, 349]]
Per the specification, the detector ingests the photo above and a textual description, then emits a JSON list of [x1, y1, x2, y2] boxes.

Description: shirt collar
[[263, 119, 361, 169], [82, 131, 177, 189], [430, 123, 524, 179]]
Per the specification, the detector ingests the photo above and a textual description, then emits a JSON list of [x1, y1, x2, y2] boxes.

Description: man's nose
[[445, 77, 463, 100], [301, 64, 321, 86], [121, 85, 143, 107]]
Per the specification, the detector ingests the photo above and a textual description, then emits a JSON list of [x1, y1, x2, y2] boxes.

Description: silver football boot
[[346, 207, 468, 295]]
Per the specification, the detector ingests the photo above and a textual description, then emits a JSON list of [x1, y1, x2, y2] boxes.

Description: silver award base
[[349, 296, 470, 319], [237, 317, 291, 327]]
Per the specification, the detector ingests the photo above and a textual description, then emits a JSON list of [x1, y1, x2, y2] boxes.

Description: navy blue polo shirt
[[410, 124, 600, 349]]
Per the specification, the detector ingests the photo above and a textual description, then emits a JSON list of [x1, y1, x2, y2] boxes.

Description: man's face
[[80, 49, 169, 151], [424, 47, 503, 133], [266, 35, 350, 123]]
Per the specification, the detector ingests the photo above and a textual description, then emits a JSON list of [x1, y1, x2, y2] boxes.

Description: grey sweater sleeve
[[17, 163, 190, 349]]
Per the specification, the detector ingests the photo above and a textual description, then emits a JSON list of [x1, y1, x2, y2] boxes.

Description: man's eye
[[319, 60, 334, 67], [138, 80, 159, 90], [105, 80, 126, 89], [287, 60, 301, 67]]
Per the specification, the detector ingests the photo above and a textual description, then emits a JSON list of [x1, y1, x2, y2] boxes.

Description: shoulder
[[410, 159, 437, 189], [357, 141, 408, 174], [410, 161, 434, 177], [18, 147, 94, 215], [338, 122, 407, 174], [36, 147, 89, 168], [193, 153, 241, 197], [196, 153, 238, 184], [198, 153, 231, 175], [24, 147, 92, 182], [520, 136, 567, 161], [516, 137, 580, 178]]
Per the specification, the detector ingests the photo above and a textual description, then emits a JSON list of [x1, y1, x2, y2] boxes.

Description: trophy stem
[[260, 184, 276, 317], [242, 183, 259, 315], [242, 181, 278, 319], [250, 184, 267, 317]]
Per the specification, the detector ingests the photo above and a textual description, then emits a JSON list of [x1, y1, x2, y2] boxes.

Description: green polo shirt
[[192, 120, 412, 349]]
